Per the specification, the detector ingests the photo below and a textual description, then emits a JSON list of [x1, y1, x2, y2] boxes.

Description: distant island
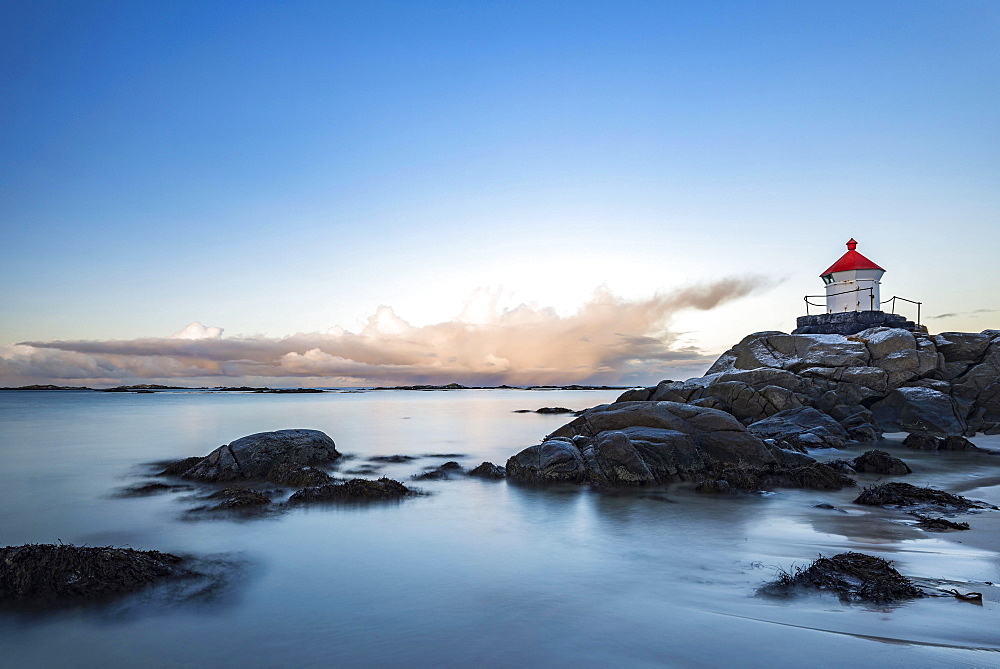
[[1, 383, 631, 393]]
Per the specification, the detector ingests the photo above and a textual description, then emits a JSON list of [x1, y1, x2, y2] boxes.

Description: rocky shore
[[506, 327, 1000, 488]]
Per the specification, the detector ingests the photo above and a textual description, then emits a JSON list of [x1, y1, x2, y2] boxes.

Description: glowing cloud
[[2, 278, 772, 387]]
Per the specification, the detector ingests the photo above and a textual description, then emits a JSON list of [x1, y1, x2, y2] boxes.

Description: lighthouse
[[793, 238, 923, 335], [819, 238, 885, 313]]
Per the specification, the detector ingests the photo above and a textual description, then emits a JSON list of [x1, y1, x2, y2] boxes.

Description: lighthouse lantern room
[[819, 238, 884, 313]]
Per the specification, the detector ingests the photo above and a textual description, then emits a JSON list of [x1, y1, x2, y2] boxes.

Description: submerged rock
[[201, 488, 272, 510], [269, 465, 333, 487], [468, 462, 506, 479], [758, 552, 923, 604], [507, 401, 780, 487], [287, 478, 415, 503], [0, 544, 190, 606], [116, 482, 193, 497], [178, 429, 341, 483], [368, 455, 416, 463], [413, 461, 463, 480]]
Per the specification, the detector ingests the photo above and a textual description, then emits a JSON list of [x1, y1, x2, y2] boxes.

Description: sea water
[[0, 389, 999, 667]]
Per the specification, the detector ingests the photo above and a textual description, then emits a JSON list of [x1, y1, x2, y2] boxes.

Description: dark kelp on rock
[[908, 513, 971, 531], [287, 478, 415, 503], [758, 552, 923, 604], [0, 544, 192, 606], [853, 482, 992, 512]]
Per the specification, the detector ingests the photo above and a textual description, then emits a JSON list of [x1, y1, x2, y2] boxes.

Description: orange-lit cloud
[[2, 279, 771, 387]]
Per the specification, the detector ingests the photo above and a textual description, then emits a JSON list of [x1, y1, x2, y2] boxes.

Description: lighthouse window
[[822, 275, 834, 285]]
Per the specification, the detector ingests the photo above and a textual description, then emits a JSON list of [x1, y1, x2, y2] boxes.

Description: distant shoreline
[[0, 383, 633, 393]]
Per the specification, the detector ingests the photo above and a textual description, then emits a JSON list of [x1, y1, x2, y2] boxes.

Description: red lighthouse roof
[[820, 238, 885, 277]]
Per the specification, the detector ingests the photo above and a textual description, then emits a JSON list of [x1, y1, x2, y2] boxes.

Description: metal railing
[[885, 295, 922, 326], [802, 288, 922, 325], [803, 286, 876, 315]]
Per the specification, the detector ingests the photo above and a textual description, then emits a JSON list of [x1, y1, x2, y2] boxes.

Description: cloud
[[929, 308, 998, 320], [171, 322, 224, 339], [2, 278, 772, 387]]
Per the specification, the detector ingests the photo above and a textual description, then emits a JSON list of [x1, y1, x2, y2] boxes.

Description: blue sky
[[1, 1, 998, 386]]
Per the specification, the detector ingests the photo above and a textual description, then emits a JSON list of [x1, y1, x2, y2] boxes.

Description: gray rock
[[615, 387, 652, 402], [506, 402, 777, 486], [747, 407, 849, 450], [181, 429, 341, 482], [468, 462, 506, 479], [506, 437, 588, 483], [731, 333, 870, 373], [903, 432, 940, 450], [870, 388, 968, 436], [934, 332, 992, 364], [851, 450, 911, 475], [939, 435, 981, 451], [764, 441, 817, 465]]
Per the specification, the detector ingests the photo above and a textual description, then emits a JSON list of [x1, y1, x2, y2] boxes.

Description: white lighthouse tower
[[820, 238, 885, 313]]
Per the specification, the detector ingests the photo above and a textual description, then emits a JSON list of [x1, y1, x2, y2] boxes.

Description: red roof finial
[[846, 238, 858, 251]]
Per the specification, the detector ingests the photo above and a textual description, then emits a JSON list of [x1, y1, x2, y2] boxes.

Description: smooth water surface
[[1, 390, 999, 667]]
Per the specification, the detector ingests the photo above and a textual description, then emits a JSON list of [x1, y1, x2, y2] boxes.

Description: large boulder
[[746, 407, 849, 450], [851, 328, 938, 389], [933, 332, 992, 364], [713, 333, 871, 374], [180, 429, 341, 482], [869, 388, 968, 436], [506, 402, 779, 487]]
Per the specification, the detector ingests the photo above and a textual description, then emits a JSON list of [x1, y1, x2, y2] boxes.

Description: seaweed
[[202, 488, 272, 510], [268, 465, 332, 487], [0, 544, 190, 606], [758, 552, 923, 604], [287, 477, 416, 503], [853, 482, 990, 512], [908, 512, 970, 531]]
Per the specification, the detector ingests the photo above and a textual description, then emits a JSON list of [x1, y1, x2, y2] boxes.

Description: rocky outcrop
[[176, 429, 341, 483], [616, 327, 1000, 436], [506, 401, 791, 486]]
